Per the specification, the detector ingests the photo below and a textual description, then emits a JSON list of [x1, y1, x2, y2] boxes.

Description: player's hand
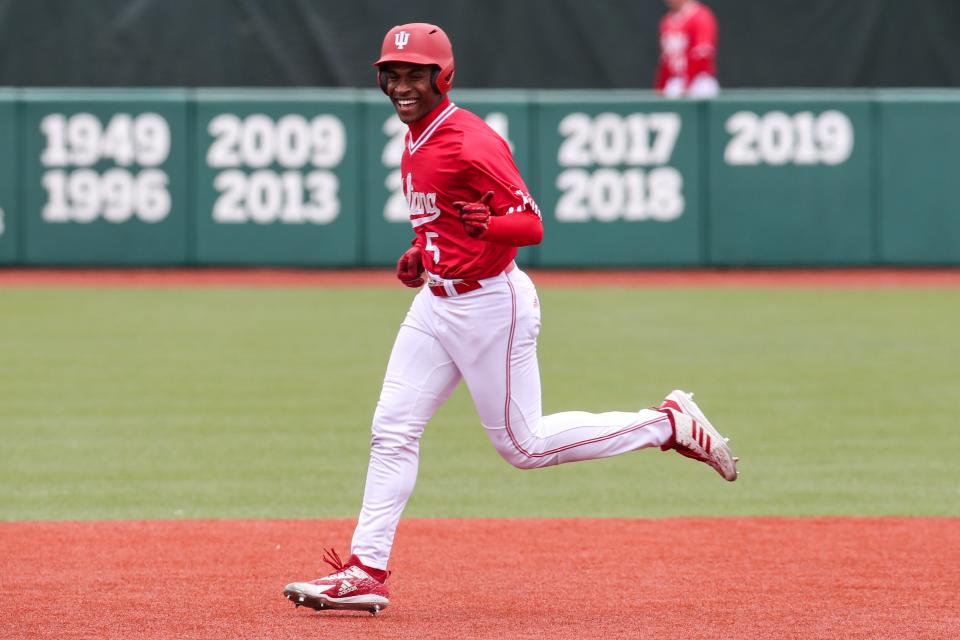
[[396, 245, 425, 287], [453, 191, 494, 239]]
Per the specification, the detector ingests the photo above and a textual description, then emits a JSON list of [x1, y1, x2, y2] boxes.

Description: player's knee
[[369, 415, 422, 456], [485, 428, 549, 469], [508, 455, 543, 470], [371, 425, 413, 446], [492, 442, 547, 470]]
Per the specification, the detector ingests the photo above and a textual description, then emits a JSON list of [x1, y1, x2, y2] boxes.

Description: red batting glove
[[396, 246, 425, 287], [453, 191, 494, 239]]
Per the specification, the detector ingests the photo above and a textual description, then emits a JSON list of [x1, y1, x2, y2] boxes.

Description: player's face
[[381, 62, 444, 124], [663, 0, 688, 10]]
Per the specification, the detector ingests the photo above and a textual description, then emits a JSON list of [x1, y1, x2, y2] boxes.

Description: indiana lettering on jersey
[[507, 187, 542, 218], [405, 172, 441, 228], [662, 32, 690, 74]]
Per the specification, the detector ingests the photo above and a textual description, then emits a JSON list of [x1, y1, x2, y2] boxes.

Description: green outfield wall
[[20, 89, 190, 265], [192, 90, 361, 266], [2, 88, 958, 267], [0, 91, 17, 264]]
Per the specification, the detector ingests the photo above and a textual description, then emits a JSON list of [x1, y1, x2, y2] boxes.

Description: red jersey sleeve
[[655, 16, 669, 90], [483, 212, 542, 246], [654, 59, 668, 91], [688, 6, 718, 78]]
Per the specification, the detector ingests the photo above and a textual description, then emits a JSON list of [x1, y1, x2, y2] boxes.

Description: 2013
[[212, 169, 339, 224]]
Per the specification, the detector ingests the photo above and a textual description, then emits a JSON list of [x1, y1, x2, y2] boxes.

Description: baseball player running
[[284, 23, 738, 616]]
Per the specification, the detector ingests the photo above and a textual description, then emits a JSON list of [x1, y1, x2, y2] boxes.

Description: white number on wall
[[212, 169, 339, 224], [555, 112, 685, 223], [724, 110, 854, 166], [206, 113, 346, 225], [558, 112, 680, 167], [41, 169, 171, 223], [40, 112, 171, 168], [39, 113, 173, 223], [556, 167, 683, 222], [207, 113, 346, 169]]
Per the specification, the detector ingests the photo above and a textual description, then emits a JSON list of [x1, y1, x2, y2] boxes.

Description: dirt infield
[[1, 518, 957, 640], [1, 267, 960, 288]]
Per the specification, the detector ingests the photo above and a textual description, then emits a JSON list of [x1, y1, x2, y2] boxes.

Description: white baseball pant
[[351, 265, 672, 569]]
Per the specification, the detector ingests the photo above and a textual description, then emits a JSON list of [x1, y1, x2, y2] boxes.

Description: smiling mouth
[[395, 98, 417, 109]]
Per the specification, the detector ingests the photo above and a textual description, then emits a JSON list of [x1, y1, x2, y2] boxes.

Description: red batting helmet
[[374, 23, 455, 95]]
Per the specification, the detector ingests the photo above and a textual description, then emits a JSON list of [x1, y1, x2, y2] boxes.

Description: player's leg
[[441, 268, 672, 470], [284, 292, 461, 614], [351, 292, 461, 568]]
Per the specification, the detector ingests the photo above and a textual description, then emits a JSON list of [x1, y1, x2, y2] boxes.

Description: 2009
[[207, 114, 346, 169], [724, 110, 854, 166]]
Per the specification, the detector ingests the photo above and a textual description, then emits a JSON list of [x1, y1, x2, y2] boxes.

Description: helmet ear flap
[[434, 67, 454, 94]]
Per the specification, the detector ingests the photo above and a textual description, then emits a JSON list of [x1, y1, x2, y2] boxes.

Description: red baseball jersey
[[654, 1, 718, 91], [401, 98, 540, 280]]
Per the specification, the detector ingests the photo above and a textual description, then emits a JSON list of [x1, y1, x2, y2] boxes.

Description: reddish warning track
[[0, 267, 959, 288], [1, 518, 957, 640]]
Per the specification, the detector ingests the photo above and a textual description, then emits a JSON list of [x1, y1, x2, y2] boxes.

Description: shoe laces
[[321, 547, 355, 579], [322, 548, 346, 572], [321, 547, 391, 583]]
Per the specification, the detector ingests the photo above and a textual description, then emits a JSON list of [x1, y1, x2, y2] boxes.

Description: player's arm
[[654, 57, 668, 91], [454, 190, 543, 247], [483, 210, 542, 245], [455, 142, 544, 246], [654, 18, 669, 91], [688, 10, 718, 80]]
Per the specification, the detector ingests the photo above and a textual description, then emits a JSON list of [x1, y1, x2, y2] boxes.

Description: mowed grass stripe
[[1, 287, 957, 520]]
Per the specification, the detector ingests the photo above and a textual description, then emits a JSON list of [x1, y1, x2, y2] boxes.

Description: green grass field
[[2, 286, 958, 521]]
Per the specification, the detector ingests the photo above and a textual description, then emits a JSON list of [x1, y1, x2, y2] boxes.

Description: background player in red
[[283, 22, 738, 616], [655, 0, 720, 99]]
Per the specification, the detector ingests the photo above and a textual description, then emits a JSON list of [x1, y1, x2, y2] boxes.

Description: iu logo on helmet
[[394, 31, 411, 49]]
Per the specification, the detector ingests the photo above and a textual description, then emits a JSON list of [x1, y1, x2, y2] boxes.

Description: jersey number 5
[[425, 231, 440, 264]]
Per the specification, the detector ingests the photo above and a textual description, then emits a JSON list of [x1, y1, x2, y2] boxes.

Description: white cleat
[[659, 390, 739, 482]]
